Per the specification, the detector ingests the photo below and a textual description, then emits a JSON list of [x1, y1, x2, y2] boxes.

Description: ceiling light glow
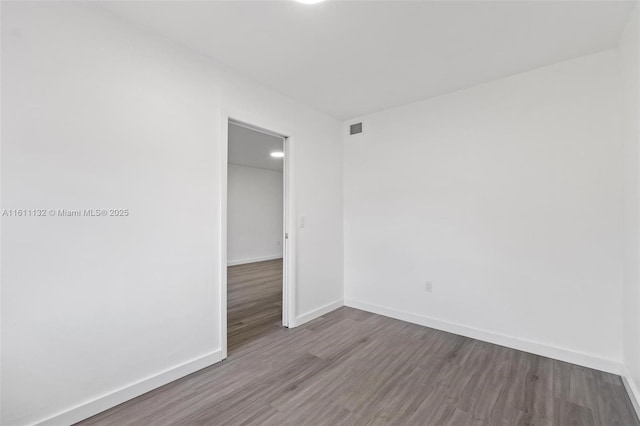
[[295, 0, 325, 4], [270, 151, 285, 158]]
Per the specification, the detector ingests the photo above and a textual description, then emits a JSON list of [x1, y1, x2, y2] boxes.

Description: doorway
[[221, 116, 293, 358]]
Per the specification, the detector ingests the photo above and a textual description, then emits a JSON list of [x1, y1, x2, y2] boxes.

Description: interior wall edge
[[622, 365, 640, 421], [292, 300, 344, 328], [344, 299, 621, 375], [33, 350, 223, 426]]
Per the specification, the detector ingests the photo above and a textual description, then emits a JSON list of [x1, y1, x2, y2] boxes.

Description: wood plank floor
[[227, 259, 283, 354], [78, 271, 638, 425]]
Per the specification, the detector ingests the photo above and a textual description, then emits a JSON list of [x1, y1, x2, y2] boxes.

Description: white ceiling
[[103, 1, 635, 120], [228, 123, 284, 172]]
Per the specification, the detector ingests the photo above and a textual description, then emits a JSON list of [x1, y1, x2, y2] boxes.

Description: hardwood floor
[[78, 290, 638, 425], [227, 259, 283, 353]]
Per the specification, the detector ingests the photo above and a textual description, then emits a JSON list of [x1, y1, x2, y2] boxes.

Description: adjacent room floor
[[227, 259, 284, 353], [78, 305, 638, 425]]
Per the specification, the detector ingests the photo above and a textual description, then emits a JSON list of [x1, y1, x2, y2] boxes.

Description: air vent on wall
[[350, 122, 363, 135]]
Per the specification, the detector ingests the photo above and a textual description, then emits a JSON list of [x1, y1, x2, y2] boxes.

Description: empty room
[[2, 1, 640, 425]]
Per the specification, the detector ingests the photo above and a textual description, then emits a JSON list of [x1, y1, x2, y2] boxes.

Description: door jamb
[[219, 111, 296, 360]]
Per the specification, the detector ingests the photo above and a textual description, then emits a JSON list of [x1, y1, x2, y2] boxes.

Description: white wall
[[344, 50, 624, 371], [620, 4, 640, 413], [1, 2, 343, 425], [227, 164, 283, 265]]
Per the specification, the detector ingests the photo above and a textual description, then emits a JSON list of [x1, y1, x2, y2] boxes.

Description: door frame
[[219, 110, 296, 360]]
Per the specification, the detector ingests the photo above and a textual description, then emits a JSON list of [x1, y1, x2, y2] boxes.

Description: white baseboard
[[622, 366, 640, 421], [292, 299, 344, 327], [227, 255, 283, 266], [344, 299, 621, 374], [35, 350, 223, 426]]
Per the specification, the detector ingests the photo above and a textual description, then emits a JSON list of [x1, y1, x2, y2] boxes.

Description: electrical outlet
[[425, 281, 433, 293]]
